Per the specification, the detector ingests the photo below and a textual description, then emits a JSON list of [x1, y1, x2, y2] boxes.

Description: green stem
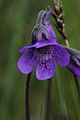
[[53, 0, 60, 7], [25, 73, 32, 120], [44, 79, 52, 120], [53, 0, 80, 98], [65, 39, 80, 98], [56, 66, 68, 117], [65, 39, 69, 48], [73, 75, 80, 98]]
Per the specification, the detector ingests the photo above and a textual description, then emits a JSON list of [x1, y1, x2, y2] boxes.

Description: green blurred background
[[0, 0, 80, 120]]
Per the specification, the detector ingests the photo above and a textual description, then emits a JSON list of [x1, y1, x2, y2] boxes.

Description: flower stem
[[52, 0, 80, 98], [65, 39, 69, 48], [73, 75, 80, 98], [44, 79, 52, 120], [65, 40, 80, 97], [53, 0, 60, 8], [25, 73, 31, 120]]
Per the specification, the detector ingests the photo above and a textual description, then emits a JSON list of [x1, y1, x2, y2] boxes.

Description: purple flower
[[66, 47, 80, 77], [18, 41, 70, 80], [18, 10, 70, 80]]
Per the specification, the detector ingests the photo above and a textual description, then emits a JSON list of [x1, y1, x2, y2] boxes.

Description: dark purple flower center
[[38, 46, 52, 59]]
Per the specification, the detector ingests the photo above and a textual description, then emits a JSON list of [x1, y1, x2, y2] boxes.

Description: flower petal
[[48, 25, 56, 42], [35, 40, 57, 48], [53, 44, 70, 66], [36, 25, 50, 41], [18, 40, 56, 53], [67, 60, 80, 77], [18, 50, 37, 74], [36, 57, 56, 80], [18, 44, 36, 53]]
